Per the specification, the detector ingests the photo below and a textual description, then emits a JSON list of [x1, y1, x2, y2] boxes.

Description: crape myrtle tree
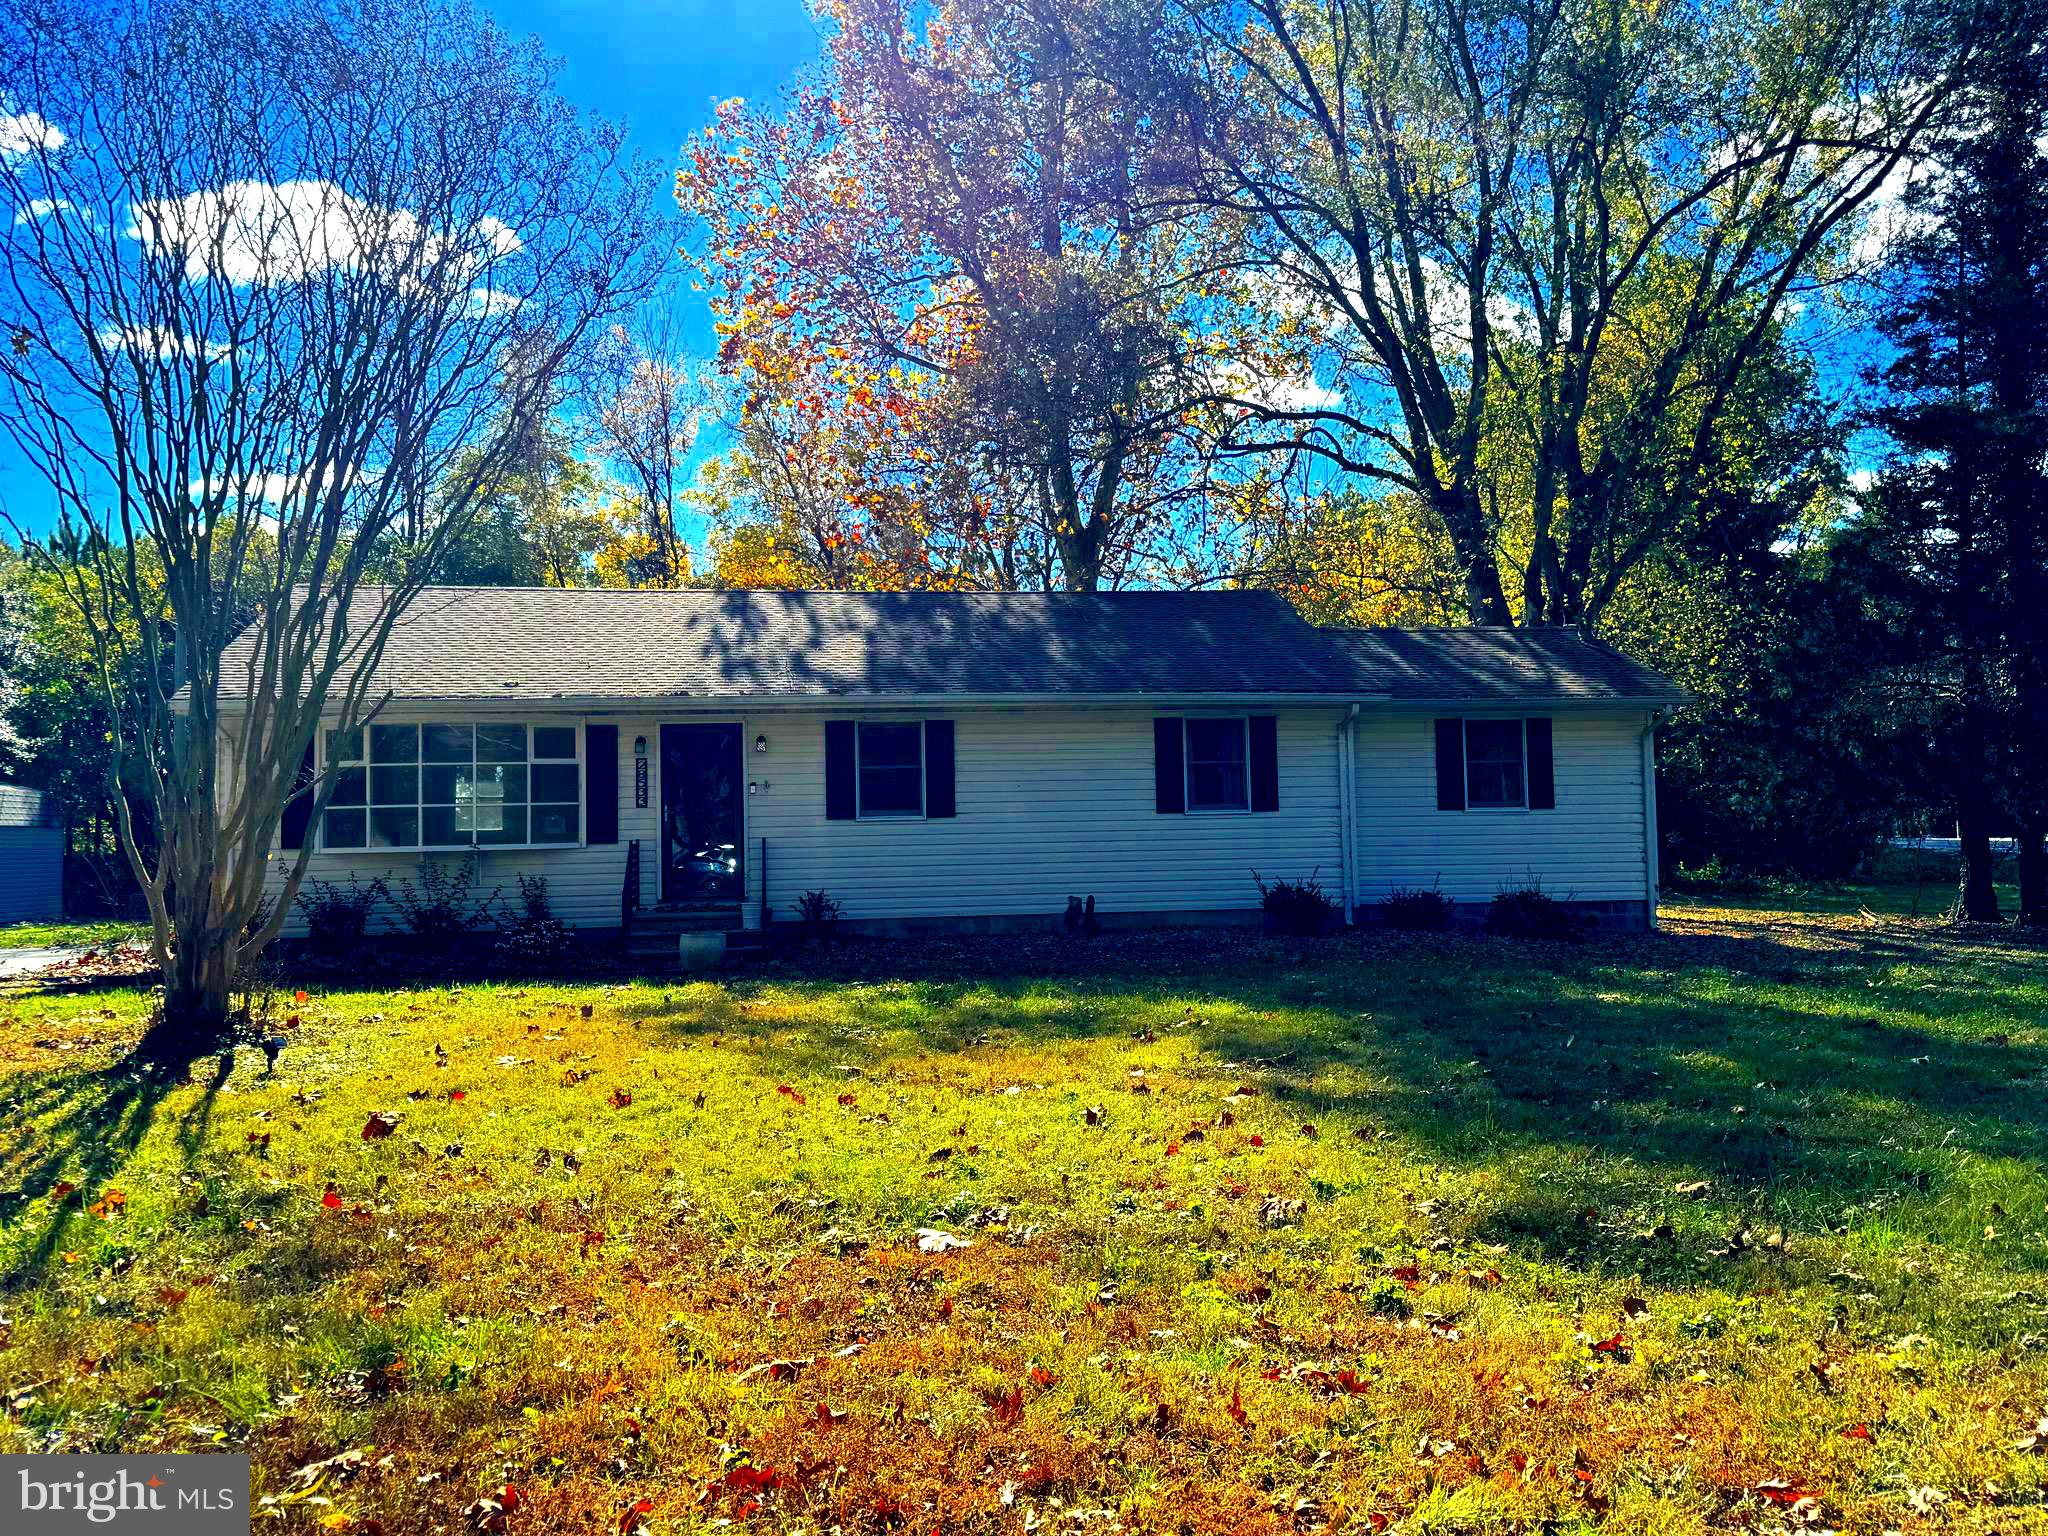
[[0, 0, 665, 1047], [1160, 0, 1974, 625]]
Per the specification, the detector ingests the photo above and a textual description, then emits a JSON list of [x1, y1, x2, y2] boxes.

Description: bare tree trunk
[[2016, 820, 2047, 928], [1954, 805, 2002, 923]]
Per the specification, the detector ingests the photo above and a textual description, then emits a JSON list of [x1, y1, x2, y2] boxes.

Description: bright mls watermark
[[3, 1456, 248, 1534]]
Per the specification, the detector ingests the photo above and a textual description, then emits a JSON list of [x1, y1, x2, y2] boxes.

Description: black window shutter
[[924, 719, 956, 817], [825, 720, 857, 820], [1154, 718, 1185, 814], [1526, 717, 1555, 810], [1249, 715, 1279, 812], [280, 740, 316, 850], [585, 724, 619, 843], [1434, 719, 1466, 811]]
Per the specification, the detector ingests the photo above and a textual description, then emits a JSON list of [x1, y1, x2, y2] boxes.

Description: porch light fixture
[[754, 733, 768, 754], [633, 735, 648, 757]]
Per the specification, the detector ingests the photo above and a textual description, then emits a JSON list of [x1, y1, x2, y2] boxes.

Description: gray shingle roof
[[1323, 626, 1685, 704], [211, 587, 1682, 705]]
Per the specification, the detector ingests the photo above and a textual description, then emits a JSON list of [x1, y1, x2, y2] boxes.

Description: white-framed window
[[320, 721, 582, 851], [1185, 716, 1250, 813], [855, 720, 925, 819], [1462, 718, 1527, 810]]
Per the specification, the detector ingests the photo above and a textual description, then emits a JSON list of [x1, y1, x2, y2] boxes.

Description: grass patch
[[2, 905, 2045, 1532], [0, 920, 146, 951]]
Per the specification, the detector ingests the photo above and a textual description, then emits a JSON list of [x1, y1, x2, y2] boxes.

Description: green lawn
[[2, 900, 2045, 1534], [0, 919, 146, 951]]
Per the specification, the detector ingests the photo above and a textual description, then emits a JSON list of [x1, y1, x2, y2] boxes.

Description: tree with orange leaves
[[679, 0, 1249, 591]]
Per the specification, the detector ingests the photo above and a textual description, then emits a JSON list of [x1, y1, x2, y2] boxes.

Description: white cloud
[[97, 324, 230, 362], [14, 197, 82, 225], [1212, 358, 1345, 415], [0, 110, 62, 158], [128, 179, 521, 297], [189, 463, 365, 507], [466, 287, 524, 317]]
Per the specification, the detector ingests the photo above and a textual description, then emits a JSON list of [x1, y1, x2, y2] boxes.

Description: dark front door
[[660, 723, 743, 903]]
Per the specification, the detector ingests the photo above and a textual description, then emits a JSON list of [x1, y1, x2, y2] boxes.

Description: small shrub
[[1486, 881, 1581, 940], [390, 852, 499, 948], [1255, 868, 1336, 936], [496, 874, 574, 966], [1063, 894, 1101, 938], [296, 877, 387, 957], [794, 889, 841, 944], [1378, 881, 1454, 931]]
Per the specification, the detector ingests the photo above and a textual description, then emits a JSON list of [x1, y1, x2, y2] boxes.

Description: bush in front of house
[[1377, 882, 1455, 930], [390, 852, 501, 948], [1486, 881, 1582, 940], [496, 874, 574, 966], [1255, 868, 1337, 935], [296, 876, 388, 957], [794, 889, 842, 944]]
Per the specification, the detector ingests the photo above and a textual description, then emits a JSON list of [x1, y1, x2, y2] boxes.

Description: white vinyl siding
[[1352, 710, 1651, 905], [251, 700, 1652, 934], [743, 706, 1342, 922]]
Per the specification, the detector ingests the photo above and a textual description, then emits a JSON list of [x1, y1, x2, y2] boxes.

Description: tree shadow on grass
[[630, 922, 2048, 1285], [0, 1045, 237, 1290]]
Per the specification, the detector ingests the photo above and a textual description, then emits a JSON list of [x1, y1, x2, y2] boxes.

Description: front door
[[660, 723, 743, 903]]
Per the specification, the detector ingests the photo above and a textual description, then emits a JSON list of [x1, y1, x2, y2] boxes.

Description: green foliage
[[1376, 883, 1454, 931], [1253, 868, 1336, 935], [295, 877, 389, 959], [1485, 882, 1580, 940], [388, 853, 500, 949]]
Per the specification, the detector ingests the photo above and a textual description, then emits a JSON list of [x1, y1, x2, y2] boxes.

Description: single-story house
[[216, 588, 1684, 945]]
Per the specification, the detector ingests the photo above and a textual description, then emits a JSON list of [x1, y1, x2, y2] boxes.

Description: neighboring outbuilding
[[0, 782, 64, 924], [211, 587, 1685, 943]]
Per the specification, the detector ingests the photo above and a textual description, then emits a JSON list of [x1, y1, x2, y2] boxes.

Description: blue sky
[[0, 0, 825, 535]]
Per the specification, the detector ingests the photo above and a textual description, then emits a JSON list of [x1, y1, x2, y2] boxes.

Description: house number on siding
[[634, 756, 648, 808]]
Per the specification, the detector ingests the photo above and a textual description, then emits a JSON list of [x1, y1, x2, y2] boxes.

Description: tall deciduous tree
[[681, 0, 1246, 591], [1164, 0, 1968, 624], [0, 0, 663, 1046]]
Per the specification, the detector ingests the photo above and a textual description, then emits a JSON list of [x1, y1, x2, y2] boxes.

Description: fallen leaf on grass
[[1842, 1423, 1873, 1441], [463, 1485, 520, 1532], [984, 1384, 1024, 1424], [320, 1185, 343, 1210], [916, 1228, 971, 1253], [607, 1088, 633, 1110], [361, 1112, 399, 1140]]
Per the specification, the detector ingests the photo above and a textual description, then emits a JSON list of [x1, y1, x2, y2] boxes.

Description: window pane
[[422, 723, 473, 763], [532, 763, 578, 802], [326, 727, 363, 763], [477, 806, 528, 846], [370, 724, 418, 763], [1464, 721, 1524, 808], [330, 765, 366, 807], [533, 726, 576, 760], [477, 724, 527, 762], [422, 805, 464, 847], [474, 762, 526, 803], [1189, 761, 1248, 811], [858, 722, 922, 768], [323, 808, 366, 849], [422, 764, 465, 805], [858, 722, 924, 817], [369, 806, 417, 848], [1185, 718, 1248, 810], [530, 805, 578, 844], [860, 766, 923, 816], [369, 764, 418, 806]]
